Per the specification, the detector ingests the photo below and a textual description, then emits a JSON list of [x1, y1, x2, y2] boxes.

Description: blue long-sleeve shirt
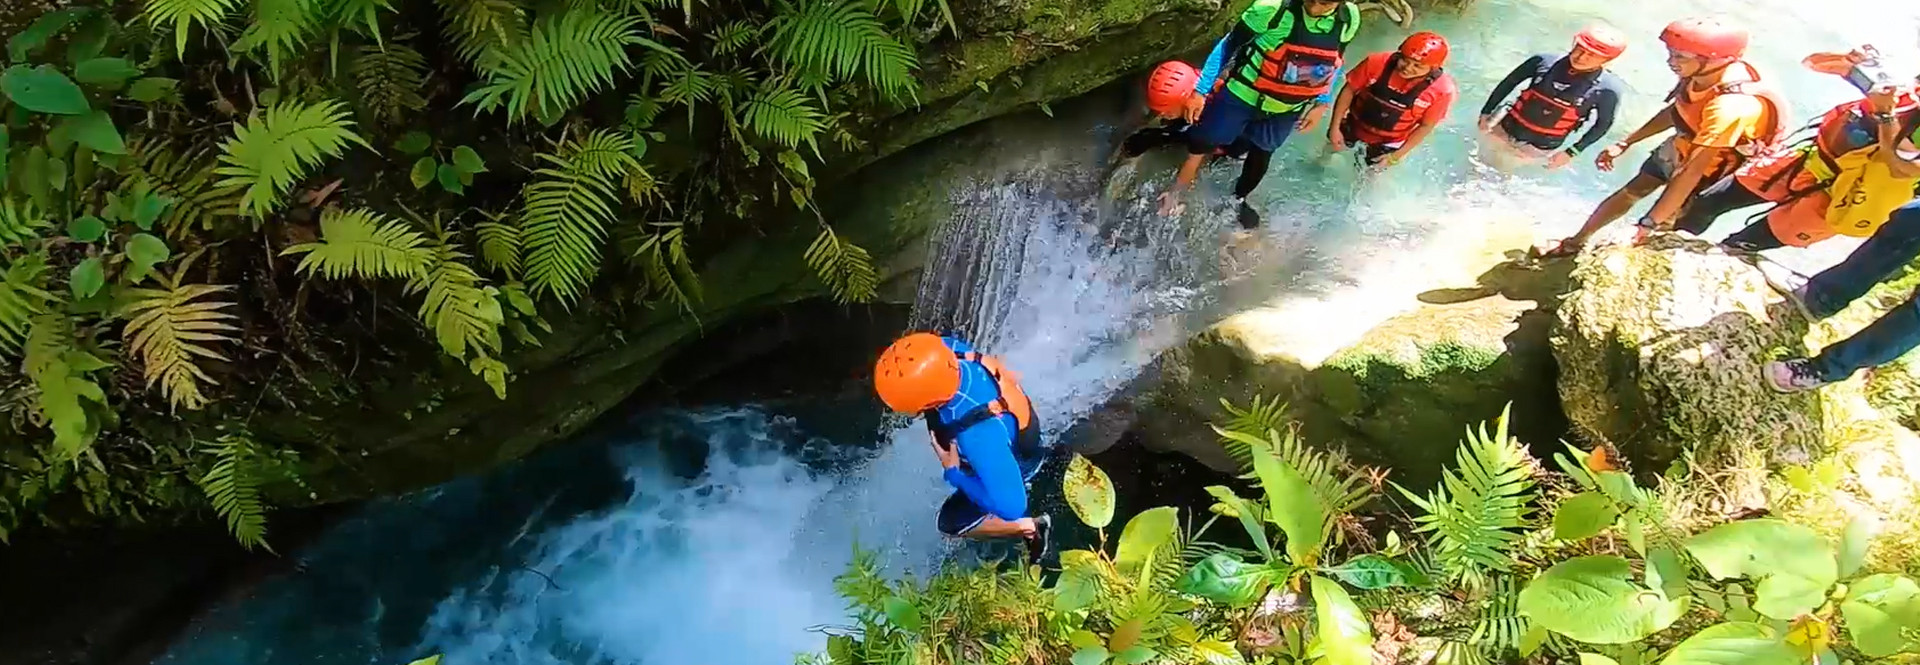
[[932, 336, 1029, 521]]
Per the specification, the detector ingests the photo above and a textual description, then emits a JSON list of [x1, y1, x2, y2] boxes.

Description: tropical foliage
[[0, 0, 936, 545], [809, 398, 1920, 665]]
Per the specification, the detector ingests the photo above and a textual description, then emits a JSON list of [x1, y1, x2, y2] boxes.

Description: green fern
[[462, 8, 658, 121], [120, 266, 242, 411], [1216, 421, 1374, 522], [518, 130, 641, 303], [407, 241, 504, 361], [1394, 404, 1538, 585], [318, 0, 393, 37], [630, 224, 701, 312], [1467, 574, 1530, 660], [1215, 394, 1290, 442], [234, 0, 320, 79], [433, 0, 527, 65], [804, 225, 876, 304], [281, 207, 434, 280], [0, 254, 54, 358], [708, 20, 759, 56], [197, 433, 271, 551], [214, 100, 368, 218], [0, 197, 50, 247], [770, 0, 918, 99], [741, 81, 828, 152], [350, 43, 429, 125], [475, 216, 523, 277], [144, 0, 246, 56], [123, 138, 242, 238], [23, 315, 110, 459]]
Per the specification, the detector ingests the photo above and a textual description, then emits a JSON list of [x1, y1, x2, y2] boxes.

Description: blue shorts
[[936, 420, 1049, 536], [1187, 93, 1305, 155]]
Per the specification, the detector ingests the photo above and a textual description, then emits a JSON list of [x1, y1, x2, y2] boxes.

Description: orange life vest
[[924, 350, 1035, 446], [1665, 60, 1791, 173], [1230, 0, 1355, 105]]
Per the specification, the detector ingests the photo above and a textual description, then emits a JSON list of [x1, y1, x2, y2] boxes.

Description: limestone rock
[[1865, 352, 1920, 432], [1550, 234, 1824, 469]]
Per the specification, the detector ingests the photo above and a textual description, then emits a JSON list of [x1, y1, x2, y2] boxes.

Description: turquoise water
[[152, 2, 1920, 664]]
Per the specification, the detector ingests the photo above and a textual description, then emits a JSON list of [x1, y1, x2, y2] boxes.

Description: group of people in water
[[860, 1, 1920, 559]]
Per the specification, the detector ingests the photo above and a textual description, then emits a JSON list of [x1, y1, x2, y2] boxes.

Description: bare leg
[[1549, 174, 1664, 253], [960, 516, 1031, 540]]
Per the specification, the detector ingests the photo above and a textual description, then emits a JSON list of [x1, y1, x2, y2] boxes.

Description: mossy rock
[[1550, 234, 1825, 470], [1865, 354, 1920, 432]]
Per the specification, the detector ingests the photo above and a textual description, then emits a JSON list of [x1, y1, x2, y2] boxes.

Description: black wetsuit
[[1480, 52, 1624, 156]]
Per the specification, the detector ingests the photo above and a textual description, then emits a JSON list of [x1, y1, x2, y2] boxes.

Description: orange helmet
[[1398, 31, 1450, 68], [873, 333, 962, 413], [1573, 24, 1628, 61], [1660, 17, 1747, 60], [1146, 61, 1200, 116]]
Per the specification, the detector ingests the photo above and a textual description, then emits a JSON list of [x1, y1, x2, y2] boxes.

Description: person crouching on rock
[[1325, 31, 1459, 172], [1535, 17, 1790, 259], [1765, 197, 1920, 392], [1155, 0, 1362, 231], [873, 332, 1053, 564], [1667, 48, 1920, 253], [1476, 25, 1628, 172]]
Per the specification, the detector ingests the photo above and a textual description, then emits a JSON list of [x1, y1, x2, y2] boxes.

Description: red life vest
[[1229, 0, 1355, 105], [1351, 53, 1442, 143], [1507, 56, 1607, 141]]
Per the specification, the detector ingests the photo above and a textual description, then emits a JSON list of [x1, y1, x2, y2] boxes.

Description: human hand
[[1181, 94, 1206, 124], [928, 432, 960, 469], [1157, 190, 1186, 217], [1013, 517, 1038, 537], [1328, 125, 1349, 151], [1478, 115, 1494, 133], [1547, 150, 1573, 169], [1869, 83, 1901, 114], [1297, 106, 1326, 132], [1594, 142, 1627, 172]]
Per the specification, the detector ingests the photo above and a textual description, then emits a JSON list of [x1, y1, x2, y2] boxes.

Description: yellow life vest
[[1825, 147, 1920, 237]]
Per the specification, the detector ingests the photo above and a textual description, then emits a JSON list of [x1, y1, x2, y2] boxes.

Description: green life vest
[[1225, 0, 1361, 114]]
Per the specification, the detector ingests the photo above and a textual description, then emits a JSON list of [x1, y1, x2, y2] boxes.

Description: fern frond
[[1214, 398, 1374, 519], [349, 43, 429, 125], [23, 315, 109, 460], [475, 218, 523, 277], [804, 225, 876, 304], [121, 276, 241, 411], [623, 93, 664, 130], [198, 434, 271, 551], [0, 197, 51, 247], [742, 81, 827, 151], [233, 0, 320, 79], [0, 254, 55, 358], [1394, 405, 1537, 585], [144, 0, 246, 56], [461, 8, 650, 121], [770, 0, 918, 98], [124, 138, 242, 238], [632, 225, 700, 312], [519, 130, 640, 303], [708, 20, 759, 56], [660, 66, 718, 111], [1467, 574, 1530, 660], [317, 0, 393, 37], [280, 207, 434, 280], [214, 100, 368, 218], [433, 0, 527, 65], [407, 242, 504, 360]]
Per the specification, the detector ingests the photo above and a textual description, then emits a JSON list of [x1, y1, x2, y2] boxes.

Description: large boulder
[[1111, 217, 1569, 489]]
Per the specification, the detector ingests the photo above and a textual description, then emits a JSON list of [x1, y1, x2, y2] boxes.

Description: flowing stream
[[153, 1, 1920, 663]]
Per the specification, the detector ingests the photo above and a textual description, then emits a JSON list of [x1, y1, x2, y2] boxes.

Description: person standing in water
[[1156, 0, 1362, 230], [872, 332, 1052, 563], [1536, 17, 1790, 258], [1477, 25, 1629, 171], [1326, 31, 1459, 170]]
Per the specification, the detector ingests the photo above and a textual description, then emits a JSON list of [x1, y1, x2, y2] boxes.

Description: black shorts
[[1496, 115, 1568, 151], [1339, 119, 1405, 166], [936, 416, 1049, 536]]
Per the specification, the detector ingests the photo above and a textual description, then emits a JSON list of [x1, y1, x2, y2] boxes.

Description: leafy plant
[[1395, 403, 1537, 585], [214, 100, 368, 218], [197, 432, 271, 551], [121, 260, 241, 411]]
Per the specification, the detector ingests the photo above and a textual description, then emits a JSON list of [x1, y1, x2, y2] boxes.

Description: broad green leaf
[[1658, 622, 1799, 665], [395, 131, 431, 154], [132, 193, 171, 231], [436, 162, 464, 194], [1837, 515, 1878, 579], [64, 110, 123, 155], [1579, 655, 1622, 665], [64, 14, 113, 64], [410, 157, 437, 189], [1069, 629, 1104, 650], [1114, 506, 1176, 577], [882, 597, 921, 632], [1839, 573, 1920, 657], [452, 145, 487, 173], [1310, 575, 1373, 665], [1053, 566, 1098, 612], [1519, 624, 1548, 656], [2, 65, 89, 115], [1062, 453, 1115, 529], [1554, 492, 1618, 540], [1224, 429, 1324, 563], [72, 58, 141, 87], [1624, 515, 1646, 554], [1686, 519, 1837, 620], [66, 215, 105, 242], [1114, 646, 1155, 665], [826, 635, 853, 665], [1518, 555, 1686, 643], [1325, 553, 1422, 590], [1646, 548, 1689, 600], [1191, 639, 1245, 665], [125, 77, 179, 103], [8, 8, 90, 62], [1177, 552, 1272, 606], [124, 233, 169, 283], [69, 257, 104, 299], [1205, 485, 1273, 562], [1070, 646, 1110, 665], [405, 656, 442, 665]]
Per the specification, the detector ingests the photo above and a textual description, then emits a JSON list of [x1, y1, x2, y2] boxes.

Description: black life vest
[[1508, 56, 1604, 140], [1228, 0, 1355, 105], [1353, 53, 1441, 141]]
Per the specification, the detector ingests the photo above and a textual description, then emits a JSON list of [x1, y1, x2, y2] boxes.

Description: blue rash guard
[[932, 336, 1034, 524]]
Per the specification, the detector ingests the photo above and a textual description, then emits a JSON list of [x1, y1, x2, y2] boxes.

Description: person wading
[[1477, 25, 1629, 172], [1326, 31, 1459, 170]]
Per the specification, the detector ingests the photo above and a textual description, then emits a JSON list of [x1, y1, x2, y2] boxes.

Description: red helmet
[[1398, 31, 1449, 67], [1660, 17, 1748, 60], [1145, 61, 1199, 115], [1573, 24, 1628, 61]]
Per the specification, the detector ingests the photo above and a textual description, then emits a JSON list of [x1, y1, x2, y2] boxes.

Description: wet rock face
[[1550, 234, 1825, 470]]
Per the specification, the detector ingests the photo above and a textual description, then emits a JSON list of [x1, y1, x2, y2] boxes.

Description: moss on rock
[[1865, 355, 1920, 431]]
